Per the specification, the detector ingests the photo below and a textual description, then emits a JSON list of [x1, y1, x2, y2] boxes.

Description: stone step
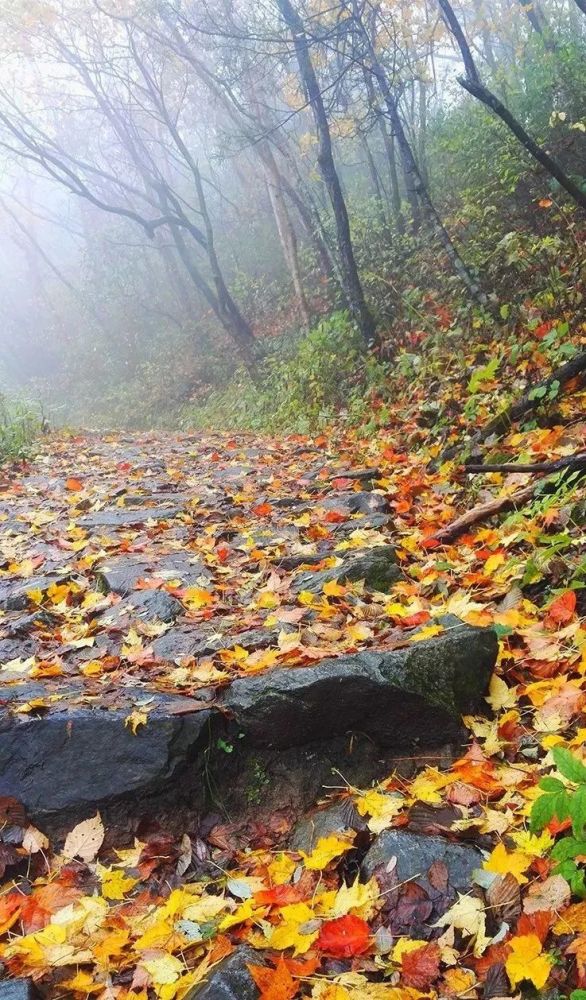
[[0, 622, 497, 830]]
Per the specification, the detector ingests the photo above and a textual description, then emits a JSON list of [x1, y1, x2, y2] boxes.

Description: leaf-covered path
[[1, 419, 586, 999]]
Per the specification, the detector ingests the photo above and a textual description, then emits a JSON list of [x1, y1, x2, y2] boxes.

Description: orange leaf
[[252, 503, 273, 517], [65, 477, 83, 491], [545, 590, 576, 627], [248, 957, 299, 999], [401, 942, 441, 990], [316, 914, 371, 958], [255, 885, 305, 907]]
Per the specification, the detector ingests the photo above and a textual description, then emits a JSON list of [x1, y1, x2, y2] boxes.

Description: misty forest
[[2, 1, 586, 998]]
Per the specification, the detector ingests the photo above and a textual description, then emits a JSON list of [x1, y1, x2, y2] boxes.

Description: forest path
[[1, 428, 586, 997]]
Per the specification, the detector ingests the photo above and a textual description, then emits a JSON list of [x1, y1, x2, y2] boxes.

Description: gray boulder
[[79, 505, 183, 528], [0, 981, 40, 1000], [361, 829, 481, 893], [186, 947, 261, 1000], [221, 623, 497, 749], [0, 697, 211, 818], [293, 545, 399, 594]]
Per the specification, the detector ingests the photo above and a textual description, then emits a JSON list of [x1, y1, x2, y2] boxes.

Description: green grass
[[0, 394, 42, 461]]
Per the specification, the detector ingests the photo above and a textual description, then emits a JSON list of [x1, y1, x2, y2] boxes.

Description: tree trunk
[[277, 0, 379, 347], [262, 145, 311, 329], [358, 23, 487, 304], [574, 0, 586, 16], [438, 0, 586, 211], [361, 134, 389, 231]]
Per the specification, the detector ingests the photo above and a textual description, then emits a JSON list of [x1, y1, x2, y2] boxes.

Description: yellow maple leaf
[[182, 586, 214, 609], [268, 902, 319, 954], [142, 952, 184, 985], [323, 580, 346, 597], [483, 841, 532, 884], [331, 877, 379, 918], [505, 934, 553, 989], [301, 833, 355, 870], [434, 893, 489, 957], [125, 709, 148, 735], [510, 829, 553, 857], [98, 864, 138, 900], [355, 790, 405, 833], [486, 674, 517, 712], [267, 853, 297, 885]]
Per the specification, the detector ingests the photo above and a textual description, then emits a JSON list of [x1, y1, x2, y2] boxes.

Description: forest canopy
[[0, 0, 584, 429]]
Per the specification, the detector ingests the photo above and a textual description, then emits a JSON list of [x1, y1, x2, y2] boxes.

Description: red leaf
[[316, 914, 371, 958], [545, 590, 576, 627], [402, 941, 441, 989]]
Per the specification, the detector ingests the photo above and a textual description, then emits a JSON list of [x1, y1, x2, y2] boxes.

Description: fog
[[0, 0, 582, 427]]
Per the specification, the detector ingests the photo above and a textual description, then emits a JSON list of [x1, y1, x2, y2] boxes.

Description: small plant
[[0, 394, 42, 462], [245, 758, 270, 805], [531, 747, 586, 897]]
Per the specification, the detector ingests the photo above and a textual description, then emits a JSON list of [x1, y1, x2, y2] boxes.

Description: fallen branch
[[431, 482, 539, 544], [438, 348, 586, 465], [464, 452, 586, 475]]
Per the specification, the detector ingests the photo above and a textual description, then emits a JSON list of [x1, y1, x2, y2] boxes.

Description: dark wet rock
[[153, 624, 292, 661], [221, 623, 497, 749], [0, 637, 36, 662], [293, 545, 399, 594], [0, 980, 41, 1000], [361, 829, 481, 893], [187, 946, 261, 999], [332, 513, 389, 534], [3, 611, 57, 637], [0, 575, 71, 612], [79, 505, 183, 528], [330, 468, 380, 484], [322, 491, 389, 515], [107, 590, 183, 623], [0, 695, 211, 819], [289, 800, 368, 853], [96, 554, 209, 595]]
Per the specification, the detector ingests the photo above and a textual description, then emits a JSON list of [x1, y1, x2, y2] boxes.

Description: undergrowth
[[0, 394, 42, 462]]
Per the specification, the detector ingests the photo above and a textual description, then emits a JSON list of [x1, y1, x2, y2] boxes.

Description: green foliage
[[0, 394, 41, 461], [531, 747, 586, 898], [185, 312, 389, 434]]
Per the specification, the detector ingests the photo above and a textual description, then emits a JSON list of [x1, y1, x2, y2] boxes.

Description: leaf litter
[[1, 352, 586, 996]]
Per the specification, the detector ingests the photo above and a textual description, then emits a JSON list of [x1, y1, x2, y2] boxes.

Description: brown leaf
[[486, 873, 521, 924]]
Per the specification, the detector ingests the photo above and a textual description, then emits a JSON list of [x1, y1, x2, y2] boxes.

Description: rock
[[0, 696, 211, 819], [96, 554, 209, 595], [221, 623, 497, 749], [109, 590, 183, 623], [186, 947, 261, 999], [0, 980, 40, 1000], [289, 800, 368, 853], [0, 575, 69, 611], [153, 625, 291, 662], [361, 829, 481, 893], [79, 505, 183, 528], [293, 545, 399, 594], [322, 491, 389, 515]]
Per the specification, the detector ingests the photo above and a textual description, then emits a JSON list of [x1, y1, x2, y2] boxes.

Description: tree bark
[[277, 0, 379, 347], [361, 134, 389, 231], [262, 146, 311, 329], [574, 0, 586, 15], [439, 0, 586, 211], [360, 33, 487, 304]]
